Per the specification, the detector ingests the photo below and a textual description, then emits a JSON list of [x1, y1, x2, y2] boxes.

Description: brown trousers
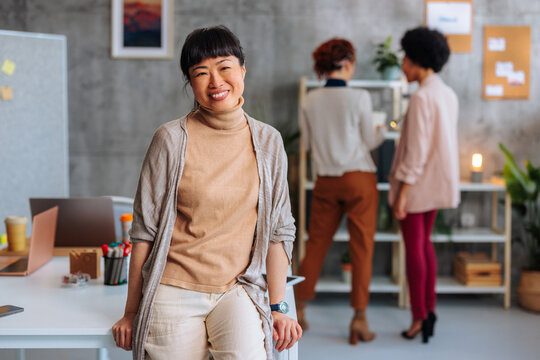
[[296, 171, 378, 310]]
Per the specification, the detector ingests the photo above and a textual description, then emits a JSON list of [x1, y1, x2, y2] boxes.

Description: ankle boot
[[296, 300, 309, 330], [349, 309, 375, 344]]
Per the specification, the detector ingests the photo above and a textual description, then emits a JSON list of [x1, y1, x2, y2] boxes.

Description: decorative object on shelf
[[460, 212, 476, 228], [111, 0, 174, 59], [453, 252, 501, 286], [471, 153, 483, 183], [499, 143, 540, 312], [373, 36, 401, 80], [341, 249, 352, 284]]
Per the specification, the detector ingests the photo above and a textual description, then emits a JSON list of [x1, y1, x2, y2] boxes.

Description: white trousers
[[144, 283, 266, 360]]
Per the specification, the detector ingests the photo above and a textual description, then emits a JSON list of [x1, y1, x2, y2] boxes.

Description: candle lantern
[[471, 153, 483, 183]]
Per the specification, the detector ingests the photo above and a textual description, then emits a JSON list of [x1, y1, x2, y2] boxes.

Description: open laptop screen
[[29, 198, 116, 247]]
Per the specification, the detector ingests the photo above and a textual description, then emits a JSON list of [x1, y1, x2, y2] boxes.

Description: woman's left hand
[[272, 312, 303, 352]]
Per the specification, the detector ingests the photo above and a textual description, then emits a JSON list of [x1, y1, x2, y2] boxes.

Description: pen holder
[[104, 256, 128, 285]]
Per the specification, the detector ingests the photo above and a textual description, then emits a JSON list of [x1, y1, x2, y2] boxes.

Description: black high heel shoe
[[421, 319, 429, 343], [427, 312, 437, 337], [401, 323, 422, 340]]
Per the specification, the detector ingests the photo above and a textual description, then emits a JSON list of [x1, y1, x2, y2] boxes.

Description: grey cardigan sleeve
[[270, 133, 296, 263], [129, 126, 174, 243]]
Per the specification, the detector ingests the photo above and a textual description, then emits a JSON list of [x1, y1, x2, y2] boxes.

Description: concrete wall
[[1, 0, 539, 199]]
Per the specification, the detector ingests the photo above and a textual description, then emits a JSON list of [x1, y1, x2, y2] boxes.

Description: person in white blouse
[[295, 38, 386, 344]]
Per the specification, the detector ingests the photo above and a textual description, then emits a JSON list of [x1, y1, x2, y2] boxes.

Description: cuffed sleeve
[[394, 94, 433, 185], [270, 135, 296, 264]]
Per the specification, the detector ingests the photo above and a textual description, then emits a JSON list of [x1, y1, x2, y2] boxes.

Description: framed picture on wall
[[111, 0, 174, 59]]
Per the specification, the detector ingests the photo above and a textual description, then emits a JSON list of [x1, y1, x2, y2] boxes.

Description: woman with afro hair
[[389, 27, 460, 343], [295, 38, 386, 344]]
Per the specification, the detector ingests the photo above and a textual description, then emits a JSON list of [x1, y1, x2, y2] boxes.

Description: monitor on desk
[[29, 197, 116, 247]]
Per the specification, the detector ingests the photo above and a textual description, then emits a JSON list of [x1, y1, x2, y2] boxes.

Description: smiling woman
[[112, 25, 302, 360], [188, 56, 246, 115]]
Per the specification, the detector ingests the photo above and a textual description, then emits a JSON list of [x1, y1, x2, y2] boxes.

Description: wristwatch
[[270, 301, 289, 314]]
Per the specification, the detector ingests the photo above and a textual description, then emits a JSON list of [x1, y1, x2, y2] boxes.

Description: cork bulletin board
[[483, 26, 530, 100], [425, 0, 473, 53]]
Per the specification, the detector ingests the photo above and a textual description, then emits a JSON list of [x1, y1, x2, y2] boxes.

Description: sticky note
[[1, 86, 13, 100], [495, 61, 513, 78], [488, 38, 506, 52], [1, 59, 15, 76], [485, 85, 504, 97], [508, 71, 525, 86]]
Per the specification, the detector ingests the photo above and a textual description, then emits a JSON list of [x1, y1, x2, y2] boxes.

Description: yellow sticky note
[[1, 86, 13, 100], [2, 59, 15, 76]]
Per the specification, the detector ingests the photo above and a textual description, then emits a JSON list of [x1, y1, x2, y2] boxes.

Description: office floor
[[300, 294, 540, 360], [2, 294, 539, 360]]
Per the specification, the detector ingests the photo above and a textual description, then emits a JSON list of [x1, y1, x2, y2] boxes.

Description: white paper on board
[[507, 71, 525, 86], [488, 38, 506, 51], [485, 85, 504, 97], [427, 2, 472, 35], [495, 61, 514, 78]]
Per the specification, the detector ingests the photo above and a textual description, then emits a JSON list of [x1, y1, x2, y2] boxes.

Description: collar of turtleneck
[[196, 96, 246, 130]]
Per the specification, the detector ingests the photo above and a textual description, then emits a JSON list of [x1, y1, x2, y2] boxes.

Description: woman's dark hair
[[312, 38, 355, 78], [180, 25, 245, 82], [400, 27, 450, 73]]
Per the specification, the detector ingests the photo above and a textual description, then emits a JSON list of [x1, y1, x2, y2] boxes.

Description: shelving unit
[[296, 77, 512, 308]]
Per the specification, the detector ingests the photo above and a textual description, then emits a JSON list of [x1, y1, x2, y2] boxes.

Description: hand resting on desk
[[112, 312, 136, 350]]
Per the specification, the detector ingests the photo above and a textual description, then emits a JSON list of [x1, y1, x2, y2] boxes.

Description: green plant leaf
[[499, 143, 536, 197]]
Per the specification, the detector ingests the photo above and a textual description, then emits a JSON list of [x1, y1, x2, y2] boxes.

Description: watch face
[[280, 302, 289, 314]]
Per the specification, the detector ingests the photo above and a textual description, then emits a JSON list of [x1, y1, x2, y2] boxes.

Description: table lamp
[[471, 153, 483, 183]]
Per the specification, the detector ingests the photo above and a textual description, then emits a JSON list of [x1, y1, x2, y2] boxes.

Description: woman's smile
[[209, 90, 229, 101]]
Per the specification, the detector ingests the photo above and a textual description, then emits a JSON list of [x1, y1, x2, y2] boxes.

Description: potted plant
[[373, 36, 401, 81], [499, 143, 540, 312], [341, 249, 352, 284]]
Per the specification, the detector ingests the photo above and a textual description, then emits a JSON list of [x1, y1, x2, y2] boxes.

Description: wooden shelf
[[436, 276, 506, 294], [305, 79, 402, 89], [315, 275, 401, 293], [303, 227, 506, 243], [305, 182, 505, 192], [431, 228, 507, 243]]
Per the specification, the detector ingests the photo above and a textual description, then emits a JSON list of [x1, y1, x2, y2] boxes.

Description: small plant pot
[[341, 263, 352, 284], [381, 66, 401, 81], [517, 269, 540, 312]]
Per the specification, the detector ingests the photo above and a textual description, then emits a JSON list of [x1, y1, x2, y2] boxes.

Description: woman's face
[[401, 55, 420, 83], [401, 55, 416, 83], [189, 56, 246, 112]]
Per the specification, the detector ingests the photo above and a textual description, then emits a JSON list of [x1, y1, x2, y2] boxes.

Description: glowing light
[[472, 153, 483, 170]]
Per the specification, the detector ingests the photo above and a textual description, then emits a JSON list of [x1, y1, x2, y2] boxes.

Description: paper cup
[[5, 216, 27, 252]]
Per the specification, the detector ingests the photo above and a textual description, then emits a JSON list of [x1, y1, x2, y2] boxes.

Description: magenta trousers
[[400, 210, 438, 321]]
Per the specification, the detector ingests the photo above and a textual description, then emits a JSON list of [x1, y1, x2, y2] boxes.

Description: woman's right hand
[[112, 312, 137, 350]]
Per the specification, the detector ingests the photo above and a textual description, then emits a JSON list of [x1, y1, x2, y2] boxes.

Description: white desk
[[0, 257, 302, 360], [0, 257, 124, 359]]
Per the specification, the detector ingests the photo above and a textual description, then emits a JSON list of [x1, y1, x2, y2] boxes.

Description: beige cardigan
[[129, 114, 295, 360], [389, 74, 460, 212]]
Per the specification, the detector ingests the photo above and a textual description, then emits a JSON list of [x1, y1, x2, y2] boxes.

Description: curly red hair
[[312, 38, 356, 78]]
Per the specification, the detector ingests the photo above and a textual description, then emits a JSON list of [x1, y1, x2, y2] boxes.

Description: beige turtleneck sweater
[[160, 98, 260, 293]]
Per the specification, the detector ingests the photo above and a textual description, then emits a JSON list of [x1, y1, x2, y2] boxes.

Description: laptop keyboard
[[0, 258, 28, 273]]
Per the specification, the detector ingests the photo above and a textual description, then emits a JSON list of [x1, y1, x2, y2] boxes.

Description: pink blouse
[[389, 74, 460, 213]]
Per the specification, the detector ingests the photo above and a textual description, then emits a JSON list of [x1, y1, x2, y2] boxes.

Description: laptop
[[29, 197, 116, 247], [0, 206, 58, 276]]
